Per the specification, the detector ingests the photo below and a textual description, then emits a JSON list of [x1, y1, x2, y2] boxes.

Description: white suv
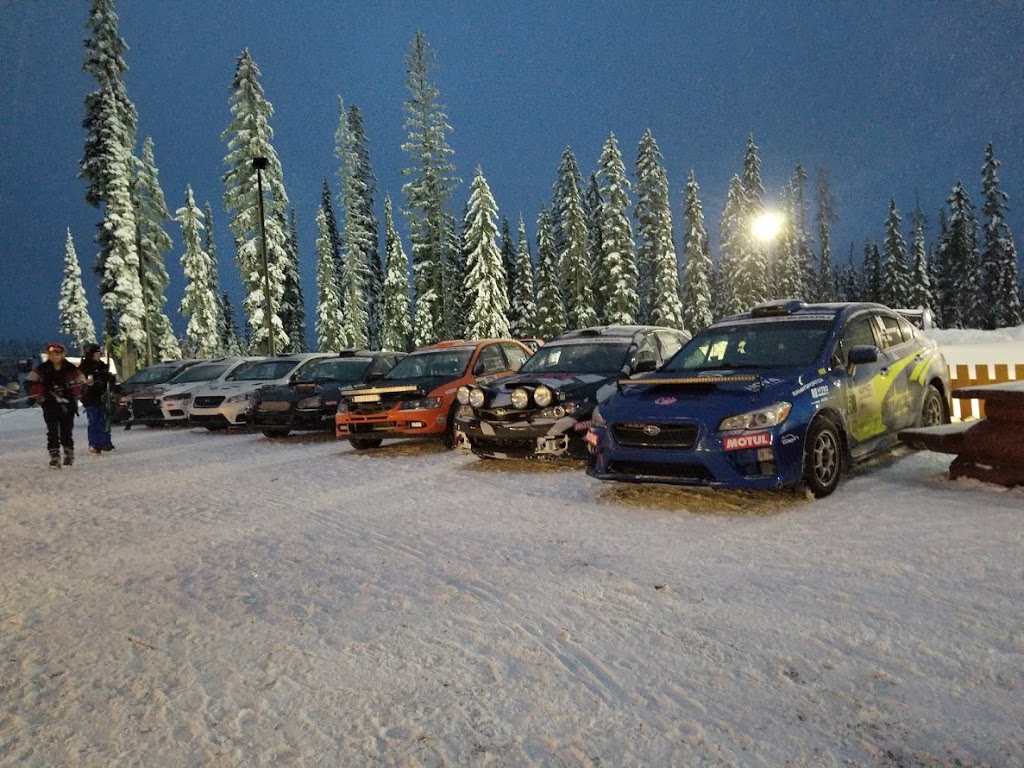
[[127, 356, 263, 426], [188, 353, 332, 430]]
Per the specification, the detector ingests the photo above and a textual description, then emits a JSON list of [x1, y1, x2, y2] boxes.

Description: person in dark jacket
[[78, 342, 119, 454], [25, 342, 86, 468]]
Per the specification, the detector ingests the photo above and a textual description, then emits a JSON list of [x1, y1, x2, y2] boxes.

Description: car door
[[835, 312, 892, 456], [873, 310, 921, 432]]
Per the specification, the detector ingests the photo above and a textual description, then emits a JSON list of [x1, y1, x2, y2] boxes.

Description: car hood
[[485, 371, 619, 405], [194, 379, 282, 396]]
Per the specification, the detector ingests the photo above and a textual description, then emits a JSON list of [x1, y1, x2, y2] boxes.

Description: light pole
[[252, 156, 276, 356]]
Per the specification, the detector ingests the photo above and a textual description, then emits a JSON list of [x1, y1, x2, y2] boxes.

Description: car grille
[[613, 422, 699, 449], [346, 401, 392, 415], [193, 395, 226, 408], [257, 400, 291, 412], [131, 398, 163, 420], [607, 461, 713, 480]]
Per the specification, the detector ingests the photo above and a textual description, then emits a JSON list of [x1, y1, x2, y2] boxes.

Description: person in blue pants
[[78, 343, 119, 454]]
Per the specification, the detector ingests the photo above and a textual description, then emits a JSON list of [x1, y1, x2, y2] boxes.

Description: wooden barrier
[[948, 363, 1024, 421]]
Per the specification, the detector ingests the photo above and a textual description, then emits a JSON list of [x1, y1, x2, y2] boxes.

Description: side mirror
[[847, 345, 880, 365], [633, 358, 657, 374]]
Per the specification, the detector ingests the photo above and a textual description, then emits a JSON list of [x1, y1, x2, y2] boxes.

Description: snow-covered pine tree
[[717, 176, 749, 316], [634, 130, 683, 329], [929, 210, 950, 327], [133, 137, 180, 362], [221, 49, 290, 355], [980, 143, 1022, 329], [509, 215, 538, 338], [595, 133, 639, 325], [380, 195, 413, 351], [347, 104, 382, 348], [59, 229, 97, 351], [462, 167, 510, 339], [739, 135, 770, 306], [314, 206, 346, 352], [584, 172, 604, 280], [177, 186, 222, 357], [448, 202, 471, 338], [881, 198, 913, 308], [334, 99, 371, 348], [908, 217, 933, 312], [534, 206, 568, 339], [838, 242, 862, 302], [680, 171, 714, 334], [862, 241, 884, 304], [937, 181, 982, 328], [814, 167, 839, 301], [202, 202, 227, 351], [560, 160, 598, 330], [401, 31, 460, 346], [276, 208, 306, 352], [551, 148, 585, 274], [499, 216, 516, 307], [770, 187, 803, 299], [791, 162, 817, 298], [219, 291, 242, 355]]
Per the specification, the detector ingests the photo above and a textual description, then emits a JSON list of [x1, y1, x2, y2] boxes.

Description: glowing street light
[[251, 156, 276, 357], [752, 210, 785, 243]]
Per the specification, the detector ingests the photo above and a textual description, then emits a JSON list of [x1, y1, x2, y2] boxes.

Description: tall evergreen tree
[[401, 31, 460, 346], [718, 176, 752, 315], [380, 195, 413, 351], [533, 206, 567, 339], [221, 49, 290, 354], [863, 241, 884, 303], [560, 162, 598, 330], [634, 129, 683, 328], [680, 172, 714, 333], [314, 207, 346, 351], [929, 211, 950, 327], [219, 291, 242, 355], [59, 229, 97, 351], [838, 242, 862, 302], [133, 137, 180, 362], [936, 181, 982, 328], [979, 143, 1022, 328], [177, 186, 222, 357], [583, 172, 604, 278], [201, 202, 227, 349], [814, 167, 839, 301], [790, 162, 816, 297], [499, 216, 516, 305], [595, 133, 639, 324], [347, 104, 382, 347], [771, 187, 804, 299], [881, 198, 913, 308], [462, 167, 510, 338], [908, 217, 933, 312], [278, 207, 306, 351], [551, 148, 585, 272], [509, 215, 538, 338], [335, 99, 371, 348]]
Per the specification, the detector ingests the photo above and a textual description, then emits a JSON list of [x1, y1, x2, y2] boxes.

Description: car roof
[[551, 325, 679, 341], [412, 339, 520, 353], [716, 300, 893, 326]]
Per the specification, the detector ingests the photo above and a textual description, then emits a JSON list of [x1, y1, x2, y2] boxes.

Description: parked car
[[125, 356, 263, 426], [251, 350, 407, 437], [335, 339, 532, 449], [456, 325, 690, 459], [586, 300, 951, 498], [188, 353, 332, 430], [114, 359, 206, 424]]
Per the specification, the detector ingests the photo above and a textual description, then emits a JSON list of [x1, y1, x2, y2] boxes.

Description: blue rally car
[[585, 300, 951, 498]]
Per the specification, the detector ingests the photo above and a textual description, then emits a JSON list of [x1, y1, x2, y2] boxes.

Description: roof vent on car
[[750, 299, 807, 317]]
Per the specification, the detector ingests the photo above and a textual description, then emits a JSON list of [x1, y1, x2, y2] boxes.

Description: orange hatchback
[[335, 339, 532, 449]]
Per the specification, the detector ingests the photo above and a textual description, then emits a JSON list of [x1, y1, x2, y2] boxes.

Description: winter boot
[[89, 446, 102, 455], [48, 451, 61, 469], [63, 448, 74, 466]]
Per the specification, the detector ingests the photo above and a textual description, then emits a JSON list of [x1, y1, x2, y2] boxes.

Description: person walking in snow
[[25, 342, 85, 468], [78, 342, 119, 454]]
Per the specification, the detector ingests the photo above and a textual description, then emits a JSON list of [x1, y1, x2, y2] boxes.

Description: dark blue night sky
[[2, 1, 1022, 344]]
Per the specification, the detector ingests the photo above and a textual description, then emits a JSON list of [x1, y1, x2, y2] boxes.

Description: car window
[[655, 331, 685, 361], [630, 335, 659, 370], [384, 349, 473, 379], [519, 341, 631, 374], [230, 359, 306, 380], [169, 362, 231, 383], [895, 314, 917, 343], [298, 358, 372, 382], [475, 344, 507, 375], [832, 316, 878, 364], [665, 320, 834, 371], [877, 314, 904, 349], [500, 343, 529, 371]]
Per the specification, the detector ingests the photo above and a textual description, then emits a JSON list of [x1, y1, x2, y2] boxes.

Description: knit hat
[[45, 342, 65, 354], [83, 343, 102, 357]]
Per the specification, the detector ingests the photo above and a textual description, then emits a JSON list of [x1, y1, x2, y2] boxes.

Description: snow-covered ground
[[2, 329, 1022, 767]]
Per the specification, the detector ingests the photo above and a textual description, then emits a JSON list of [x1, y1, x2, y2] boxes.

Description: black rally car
[[455, 325, 690, 459], [251, 350, 405, 437]]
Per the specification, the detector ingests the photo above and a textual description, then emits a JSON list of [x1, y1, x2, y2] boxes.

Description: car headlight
[[164, 393, 191, 404], [539, 401, 578, 419], [468, 388, 485, 409], [533, 385, 554, 407], [398, 396, 442, 411], [226, 393, 252, 404], [297, 396, 321, 409], [456, 385, 471, 405], [510, 388, 529, 409], [718, 401, 792, 432], [591, 405, 606, 427]]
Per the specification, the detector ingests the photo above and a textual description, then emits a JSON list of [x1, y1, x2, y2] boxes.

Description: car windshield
[[228, 359, 302, 381], [664, 320, 834, 371], [296, 358, 372, 383], [168, 362, 232, 383], [519, 340, 631, 374], [384, 349, 473, 379], [123, 364, 184, 385]]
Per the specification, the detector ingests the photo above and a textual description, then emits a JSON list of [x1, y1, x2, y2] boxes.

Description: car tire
[[917, 384, 948, 427], [443, 404, 461, 450], [349, 436, 383, 450], [263, 428, 290, 438], [803, 417, 842, 499]]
